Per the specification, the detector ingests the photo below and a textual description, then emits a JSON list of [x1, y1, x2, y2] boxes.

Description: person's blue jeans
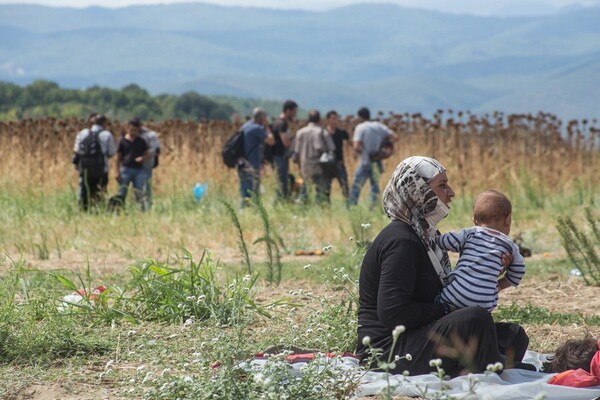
[[118, 167, 147, 211], [273, 155, 289, 201], [238, 167, 260, 208], [349, 161, 382, 206], [142, 167, 153, 209]]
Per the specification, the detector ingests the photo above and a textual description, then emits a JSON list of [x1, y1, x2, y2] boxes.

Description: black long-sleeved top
[[357, 220, 447, 355]]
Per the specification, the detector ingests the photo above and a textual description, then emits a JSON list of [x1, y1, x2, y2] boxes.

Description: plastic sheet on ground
[[241, 350, 600, 399]]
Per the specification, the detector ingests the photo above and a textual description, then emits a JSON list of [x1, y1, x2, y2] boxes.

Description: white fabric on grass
[[242, 351, 600, 399]]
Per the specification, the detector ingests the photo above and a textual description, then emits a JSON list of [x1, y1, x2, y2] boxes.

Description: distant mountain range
[[1, 2, 599, 119]]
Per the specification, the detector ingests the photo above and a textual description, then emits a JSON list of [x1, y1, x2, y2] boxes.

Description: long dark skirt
[[379, 307, 528, 377]]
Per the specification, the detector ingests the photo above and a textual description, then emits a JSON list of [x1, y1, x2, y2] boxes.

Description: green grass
[[0, 179, 599, 398], [494, 303, 600, 326]]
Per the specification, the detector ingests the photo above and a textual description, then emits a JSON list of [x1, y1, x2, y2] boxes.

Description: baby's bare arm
[[498, 277, 512, 291]]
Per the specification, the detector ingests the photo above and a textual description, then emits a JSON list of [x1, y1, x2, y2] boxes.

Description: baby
[[435, 190, 525, 312]]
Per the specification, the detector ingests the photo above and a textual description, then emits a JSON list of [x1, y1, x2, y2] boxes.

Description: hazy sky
[[2, 0, 600, 15]]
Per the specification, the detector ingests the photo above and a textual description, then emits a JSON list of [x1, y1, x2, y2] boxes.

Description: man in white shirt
[[349, 107, 398, 206], [72, 114, 116, 211]]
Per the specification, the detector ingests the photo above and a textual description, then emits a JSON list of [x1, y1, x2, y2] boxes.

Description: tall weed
[[221, 199, 252, 274], [253, 196, 284, 286], [557, 208, 600, 286]]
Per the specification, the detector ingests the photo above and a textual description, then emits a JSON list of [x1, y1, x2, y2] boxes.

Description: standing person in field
[[325, 110, 351, 201], [136, 118, 161, 209], [294, 110, 335, 205], [116, 118, 149, 211], [238, 108, 275, 207], [436, 190, 525, 312], [72, 113, 116, 211], [349, 107, 399, 207], [270, 100, 298, 202]]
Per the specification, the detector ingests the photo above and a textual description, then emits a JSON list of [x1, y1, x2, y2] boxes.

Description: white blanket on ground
[[243, 351, 600, 399]]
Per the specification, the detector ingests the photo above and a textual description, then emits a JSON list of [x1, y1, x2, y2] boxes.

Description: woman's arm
[[377, 237, 447, 329]]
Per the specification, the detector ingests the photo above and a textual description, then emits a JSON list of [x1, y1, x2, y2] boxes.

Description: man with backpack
[[238, 108, 275, 207], [72, 114, 116, 211]]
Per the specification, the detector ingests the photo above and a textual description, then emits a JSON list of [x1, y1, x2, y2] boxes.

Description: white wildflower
[[392, 325, 406, 338], [405, 353, 413, 361], [429, 358, 442, 368], [254, 373, 265, 385], [242, 274, 252, 282], [183, 376, 193, 383], [362, 336, 371, 346], [303, 264, 311, 270]]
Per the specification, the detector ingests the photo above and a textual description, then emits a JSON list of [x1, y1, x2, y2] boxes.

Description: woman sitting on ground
[[356, 156, 529, 377]]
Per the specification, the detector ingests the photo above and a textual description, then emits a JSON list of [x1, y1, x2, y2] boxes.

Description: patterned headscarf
[[382, 156, 452, 285]]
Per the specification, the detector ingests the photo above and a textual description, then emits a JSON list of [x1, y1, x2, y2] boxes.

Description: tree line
[[0, 80, 237, 122]]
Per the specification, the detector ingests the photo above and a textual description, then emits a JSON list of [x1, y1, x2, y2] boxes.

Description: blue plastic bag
[[193, 182, 208, 201]]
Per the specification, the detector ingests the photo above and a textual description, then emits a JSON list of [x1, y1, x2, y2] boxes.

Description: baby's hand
[[500, 253, 513, 276]]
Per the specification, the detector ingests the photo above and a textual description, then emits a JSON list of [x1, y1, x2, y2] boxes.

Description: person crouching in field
[[72, 113, 116, 211], [116, 118, 149, 211], [435, 190, 526, 313]]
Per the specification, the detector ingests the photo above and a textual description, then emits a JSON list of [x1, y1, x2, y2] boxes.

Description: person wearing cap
[[134, 117, 160, 209], [238, 107, 275, 207], [116, 117, 150, 211], [269, 100, 298, 202], [72, 113, 116, 211]]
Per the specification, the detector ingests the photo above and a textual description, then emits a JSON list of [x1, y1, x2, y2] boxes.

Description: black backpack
[[78, 129, 105, 180], [222, 128, 245, 168]]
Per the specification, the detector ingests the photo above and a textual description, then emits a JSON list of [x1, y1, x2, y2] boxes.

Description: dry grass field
[[0, 111, 599, 399]]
